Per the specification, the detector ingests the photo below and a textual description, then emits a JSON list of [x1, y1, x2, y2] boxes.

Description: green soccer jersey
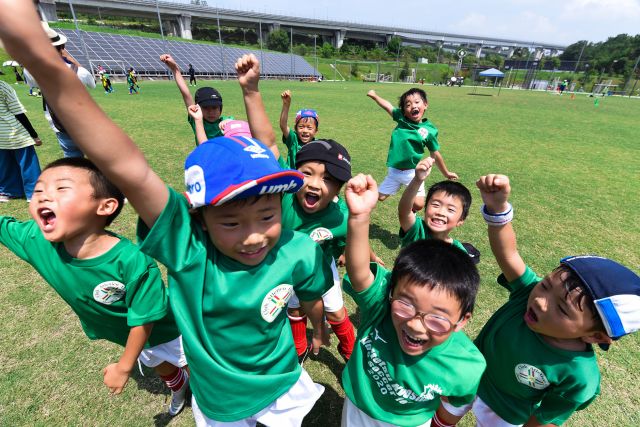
[[475, 267, 600, 425], [137, 187, 332, 421], [399, 218, 467, 254], [282, 131, 314, 169], [386, 108, 440, 170], [187, 114, 233, 145], [342, 263, 486, 427], [281, 192, 347, 263], [0, 217, 179, 348]]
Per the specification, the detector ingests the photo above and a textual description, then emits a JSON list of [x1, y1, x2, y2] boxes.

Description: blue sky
[[209, 0, 640, 46]]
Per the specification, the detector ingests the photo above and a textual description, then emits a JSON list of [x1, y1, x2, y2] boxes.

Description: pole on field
[[68, 0, 93, 72], [625, 55, 640, 97], [154, 0, 168, 54], [216, 9, 225, 79], [259, 21, 264, 76]]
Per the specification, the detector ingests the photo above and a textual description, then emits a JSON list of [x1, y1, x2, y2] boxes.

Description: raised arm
[[160, 54, 194, 108], [367, 89, 394, 116], [235, 54, 278, 157], [279, 90, 292, 138], [398, 157, 434, 231], [476, 174, 525, 282], [345, 174, 380, 292], [0, 3, 168, 228], [431, 150, 458, 180], [187, 104, 207, 145]]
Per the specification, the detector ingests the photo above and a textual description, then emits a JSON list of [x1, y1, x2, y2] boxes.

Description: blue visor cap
[[295, 109, 319, 126], [184, 136, 304, 208], [561, 255, 640, 339]]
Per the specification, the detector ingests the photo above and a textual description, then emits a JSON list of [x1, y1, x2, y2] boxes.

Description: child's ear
[[581, 331, 613, 346], [453, 312, 472, 332], [455, 218, 465, 228], [96, 198, 119, 218]]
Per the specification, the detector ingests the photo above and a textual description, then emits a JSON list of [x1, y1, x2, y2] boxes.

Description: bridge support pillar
[[534, 47, 544, 61], [506, 47, 516, 58], [38, 0, 58, 22], [475, 45, 483, 59], [177, 14, 192, 39], [334, 29, 346, 49]]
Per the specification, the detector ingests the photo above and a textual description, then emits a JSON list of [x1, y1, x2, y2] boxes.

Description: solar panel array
[[58, 29, 320, 78]]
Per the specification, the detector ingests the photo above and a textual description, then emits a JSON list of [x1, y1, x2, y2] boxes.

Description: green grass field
[[0, 79, 639, 426]]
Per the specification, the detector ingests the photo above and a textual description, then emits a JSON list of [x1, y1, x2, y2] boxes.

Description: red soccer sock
[[159, 367, 188, 392], [328, 307, 356, 361], [289, 314, 309, 356]]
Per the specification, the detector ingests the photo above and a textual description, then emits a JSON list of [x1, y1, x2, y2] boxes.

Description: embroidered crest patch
[[93, 281, 126, 305], [514, 363, 550, 390], [261, 284, 294, 323]]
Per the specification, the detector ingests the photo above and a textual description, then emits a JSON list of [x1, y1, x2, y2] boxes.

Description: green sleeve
[[343, 263, 391, 329], [425, 127, 440, 152], [391, 107, 403, 122], [125, 260, 170, 327], [0, 216, 36, 262], [533, 387, 599, 425], [282, 132, 301, 169], [497, 266, 542, 296], [399, 217, 424, 248]]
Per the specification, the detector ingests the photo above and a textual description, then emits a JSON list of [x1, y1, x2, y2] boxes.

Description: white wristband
[[481, 203, 513, 226]]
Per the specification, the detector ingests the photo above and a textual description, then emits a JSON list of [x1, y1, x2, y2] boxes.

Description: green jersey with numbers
[[475, 267, 600, 425], [137, 187, 332, 421], [399, 218, 467, 254], [0, 217, 179, 347], [342, 263, 485, 426], [386, 108, 440, 170]]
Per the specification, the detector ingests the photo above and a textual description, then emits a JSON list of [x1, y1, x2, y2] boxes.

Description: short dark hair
[[426, 181, 472, 220], [398, 88, 427, 109], [553, 264, 604, 330], [390, 239, 480, 317], [43, 158, 125, 226]]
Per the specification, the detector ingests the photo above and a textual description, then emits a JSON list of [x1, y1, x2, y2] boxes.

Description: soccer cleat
[[0, 194, 9, 202], [168, 373, 190, 416], [298, 343, 313, 366]]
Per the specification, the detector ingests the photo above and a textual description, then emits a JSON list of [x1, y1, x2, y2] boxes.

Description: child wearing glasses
[[340, 173, 486, 427]]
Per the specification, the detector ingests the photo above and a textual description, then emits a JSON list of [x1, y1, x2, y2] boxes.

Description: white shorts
[[138, 336, 187, 368], [341, 397, 431, 427], [191, 369, 324, 427], [452, 396, 522, 427], [288, 259, 343, 313], [378, 167, 426, 198]]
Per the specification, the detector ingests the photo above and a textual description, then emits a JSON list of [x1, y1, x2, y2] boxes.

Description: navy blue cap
[[561, 255, 640, 340], [184, 136, 304, 208]]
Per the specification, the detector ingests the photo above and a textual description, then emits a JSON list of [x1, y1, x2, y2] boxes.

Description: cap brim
[[197, 99, 222, 108], [51, 33, 67, 47], [210, 170, 303, 206]]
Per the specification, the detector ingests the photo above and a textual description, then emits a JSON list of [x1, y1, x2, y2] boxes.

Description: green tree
[[320, 42, 335, 59], [293, 43, 308, 56], [266, 29, 290, 53], [387, 36, 402, 56]]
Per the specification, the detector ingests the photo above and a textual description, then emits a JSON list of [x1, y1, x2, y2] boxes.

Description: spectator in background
[[0, 80, 42, 202], [188, 63, 196, 86]]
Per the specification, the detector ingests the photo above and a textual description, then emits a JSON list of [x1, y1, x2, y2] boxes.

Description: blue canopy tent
[[479, 68, 506, 95]]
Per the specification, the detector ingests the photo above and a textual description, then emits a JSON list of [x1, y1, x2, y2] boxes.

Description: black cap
[[295, 139, 352, 183], [195, 87, 223, 108]]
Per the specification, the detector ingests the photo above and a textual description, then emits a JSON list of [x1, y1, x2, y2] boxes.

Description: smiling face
[[390, 277, 468, 356], [294, 117, 318, 144], [29, 166, 111, 242], [402, 93, 427, 123], [200, 194, 282, 266], [424, 190, 465, 237], [295, 161, 341, 214], [524, 269, 602, 341]]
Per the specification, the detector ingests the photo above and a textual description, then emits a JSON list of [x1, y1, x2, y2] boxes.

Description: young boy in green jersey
[[279, 89, 319, 168], [368, 88, 458, 212], [340, 173, 485, 427], [160, 54, 232, 144], [451, 173, 640, 427], [0, 157, 189, 416], [0, 9, 331, 425], [398, 157, 472, 255]]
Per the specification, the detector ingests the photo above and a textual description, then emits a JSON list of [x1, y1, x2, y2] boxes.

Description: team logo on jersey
[[93, 281, 126, 305], [418, 127, 429, 139], [514, 364, 549, 390], [261, 284, 294, 323], [309, 227, 333, 242]]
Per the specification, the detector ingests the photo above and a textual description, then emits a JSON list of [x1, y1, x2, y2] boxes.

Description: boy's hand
[[345, 174, 378, 217], [159, 54, 179, 71], [219, 118, 232, 132], [103, 362, 131, 395], [445, 171, 459, 180], [476, 174, 511, 213], [235, 54, 260, 92], [366, 89, 377, 98], [187, 104, 203, 121], [281, 90, 291, 105], [33, 137, 42, 146], [414, 157, 435, 182]]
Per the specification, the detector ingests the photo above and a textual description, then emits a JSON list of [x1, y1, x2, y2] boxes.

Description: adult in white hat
[[39, 22, 95, 158]]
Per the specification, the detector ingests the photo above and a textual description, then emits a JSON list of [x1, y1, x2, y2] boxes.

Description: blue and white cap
[[184, 136, 304, 208], [561, 255, 640, 339]]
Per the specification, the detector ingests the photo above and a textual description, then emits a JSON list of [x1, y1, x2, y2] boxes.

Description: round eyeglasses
[[389, 297, 461, 335]]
